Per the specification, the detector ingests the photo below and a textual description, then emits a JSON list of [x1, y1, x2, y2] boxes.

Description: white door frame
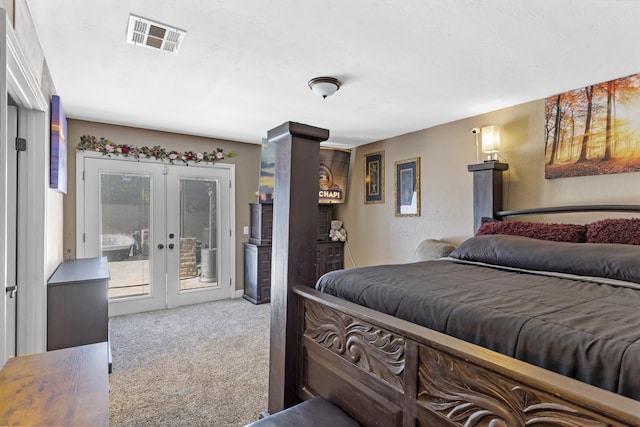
[[76, 151, 236, 315], [1, 10, 49, 362], [3, 105, 18, 364]]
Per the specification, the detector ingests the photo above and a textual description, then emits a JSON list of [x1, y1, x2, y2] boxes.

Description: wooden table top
[[0, 342, 109, 426]]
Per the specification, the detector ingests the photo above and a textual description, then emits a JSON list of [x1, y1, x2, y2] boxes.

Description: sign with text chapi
[[318, 148, 351, 204], [258, 139, 351, 204]]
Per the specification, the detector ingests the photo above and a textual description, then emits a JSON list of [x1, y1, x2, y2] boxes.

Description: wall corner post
[[267, 121, 328, 414]]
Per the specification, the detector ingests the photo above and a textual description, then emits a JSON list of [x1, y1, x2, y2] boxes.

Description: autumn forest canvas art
[[545, 73, 640, 179]]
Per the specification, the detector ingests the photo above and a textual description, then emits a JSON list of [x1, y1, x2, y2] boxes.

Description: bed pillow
[[476, 220, 586, 243], [450, 234, 640, 284], [412, 239, 456, 261], [586, 218, 640, 245]]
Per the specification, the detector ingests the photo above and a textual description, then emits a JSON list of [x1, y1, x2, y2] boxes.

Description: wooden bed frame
[[265, 122, 640, 426]]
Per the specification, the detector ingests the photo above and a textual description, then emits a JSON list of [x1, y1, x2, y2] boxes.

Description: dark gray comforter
[[315, 235, 640, 400]]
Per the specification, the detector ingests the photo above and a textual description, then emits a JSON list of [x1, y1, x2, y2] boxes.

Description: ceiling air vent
[[126, 14, 186, 55]]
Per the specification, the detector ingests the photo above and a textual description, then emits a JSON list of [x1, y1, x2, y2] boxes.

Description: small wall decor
[[394, 157, 420, 217], [77, 135, 235, 165], [50, 95, 67, 193], [364, 151, 384, 204], [545, 72, 640, 179]]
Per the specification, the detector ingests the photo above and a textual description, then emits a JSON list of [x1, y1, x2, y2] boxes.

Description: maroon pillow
[[476, 221, 586, 243], [586, 218, 640, 245]]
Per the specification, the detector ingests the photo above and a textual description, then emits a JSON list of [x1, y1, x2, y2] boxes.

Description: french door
[[78, 155, 234, 316]]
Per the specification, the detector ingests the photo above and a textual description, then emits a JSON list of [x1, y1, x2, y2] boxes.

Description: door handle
[[158, 244, 164, 250], [168, 243, 175, 249], [5, 285, 17, 299]]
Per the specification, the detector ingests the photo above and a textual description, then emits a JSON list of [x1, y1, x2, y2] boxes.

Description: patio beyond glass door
[[80, 156, 233, 316], [100, 172, 153, 300]]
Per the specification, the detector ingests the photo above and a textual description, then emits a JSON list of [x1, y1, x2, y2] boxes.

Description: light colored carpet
[[109, 298, 271, 426]]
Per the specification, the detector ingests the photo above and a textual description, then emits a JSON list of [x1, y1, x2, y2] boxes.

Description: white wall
[[3, 0, 61, 354], [8, 1, 61, 275]]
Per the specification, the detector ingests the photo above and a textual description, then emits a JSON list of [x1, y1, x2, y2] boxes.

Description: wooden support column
[[467, 161, 509, 233], [267, 122, 329, 414]]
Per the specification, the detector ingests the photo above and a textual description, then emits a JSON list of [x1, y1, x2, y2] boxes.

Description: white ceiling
[[24, 0, 640, 148]]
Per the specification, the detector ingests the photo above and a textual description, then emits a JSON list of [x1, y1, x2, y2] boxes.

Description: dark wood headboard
[[497, 204, 640, 218], [468, 160, 640, 230]]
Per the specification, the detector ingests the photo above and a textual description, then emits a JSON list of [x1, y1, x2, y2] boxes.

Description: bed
[[265, 122, 640, 427], [316, 232, 640, 399]]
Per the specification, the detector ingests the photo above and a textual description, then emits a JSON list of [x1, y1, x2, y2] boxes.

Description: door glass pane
[[179, 178, 218, 291], [100, 172, 151, 299]]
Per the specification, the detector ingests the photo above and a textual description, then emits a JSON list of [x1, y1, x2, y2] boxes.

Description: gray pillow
[[412, 239, 456, 262], [450, 234, 640, 284]]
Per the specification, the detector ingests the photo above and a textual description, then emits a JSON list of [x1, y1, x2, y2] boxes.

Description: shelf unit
[[243, 203, 344, 304]]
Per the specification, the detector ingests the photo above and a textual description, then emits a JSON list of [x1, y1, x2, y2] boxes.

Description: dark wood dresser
[[243, 203, 344, 304], [47, 257, 109, 350]]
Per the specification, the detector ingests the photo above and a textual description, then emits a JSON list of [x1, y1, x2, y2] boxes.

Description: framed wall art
[[364, 151, 384, 204], [545, 72, 640, 179], [394, 157, 420, 217], [50, 95, 68, 194]]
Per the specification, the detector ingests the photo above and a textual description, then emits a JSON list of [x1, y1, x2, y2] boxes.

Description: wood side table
[[0, 342, 110, 426]]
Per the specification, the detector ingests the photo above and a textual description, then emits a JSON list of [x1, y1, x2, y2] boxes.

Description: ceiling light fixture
[[308, 77, 341, 99]]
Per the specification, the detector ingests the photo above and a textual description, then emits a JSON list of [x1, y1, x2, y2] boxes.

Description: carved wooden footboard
[[294, 286, 640, 427]]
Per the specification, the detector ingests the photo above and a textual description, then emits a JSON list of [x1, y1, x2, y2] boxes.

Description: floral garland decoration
[[77, 135, 236, 165]]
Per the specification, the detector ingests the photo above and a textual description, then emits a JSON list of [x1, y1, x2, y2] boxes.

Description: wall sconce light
[[481, 125, 500, 161], [308, 77, 341, 99]]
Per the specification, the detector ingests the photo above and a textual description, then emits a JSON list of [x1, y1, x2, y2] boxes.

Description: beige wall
[[336, 99, 640, 268], [65, 119, 261, 291], [65, 99, 640, 283]]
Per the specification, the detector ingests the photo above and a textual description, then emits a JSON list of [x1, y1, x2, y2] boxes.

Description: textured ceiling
[[25, 0, 640, 148]]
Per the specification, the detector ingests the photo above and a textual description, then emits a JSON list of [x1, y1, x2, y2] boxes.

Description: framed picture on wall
[[545, 72, 640, 179], [364, 151, 384, 204], [50, 95, 68, 194], [394, 157, 420, 217]]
